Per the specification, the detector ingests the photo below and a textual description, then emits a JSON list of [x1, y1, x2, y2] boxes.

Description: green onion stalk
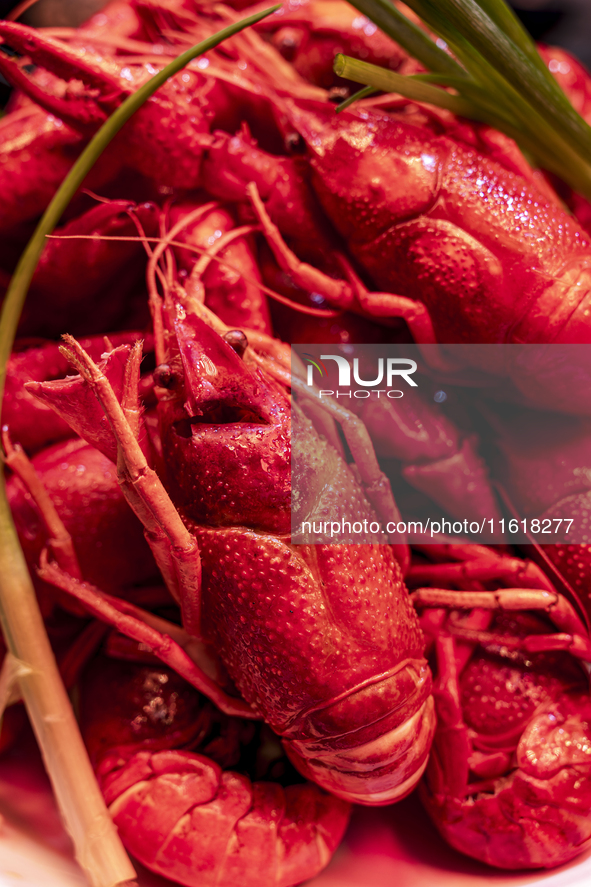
[[333, 0, 591, 202], [0, 7, 278, 887]]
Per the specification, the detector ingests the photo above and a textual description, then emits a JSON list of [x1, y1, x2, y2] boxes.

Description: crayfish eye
[[273, 31, 299, 62], [223, 329, 249, 358], [328, 87, 349, 104], [154, 364, 176, 388], [285, 131, 305, 154]]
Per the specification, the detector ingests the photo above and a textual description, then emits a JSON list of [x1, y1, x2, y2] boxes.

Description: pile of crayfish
[[2, 0, 591, 883]]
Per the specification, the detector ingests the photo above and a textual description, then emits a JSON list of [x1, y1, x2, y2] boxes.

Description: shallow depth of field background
[[0, 0, 588, 65]]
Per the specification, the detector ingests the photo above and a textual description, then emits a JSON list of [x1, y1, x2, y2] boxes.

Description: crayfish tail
[[99, 748, 350, 887], [283, 666, 436, 806]]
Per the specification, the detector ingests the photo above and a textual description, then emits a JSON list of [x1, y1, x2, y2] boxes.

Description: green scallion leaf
[[339, 0, 591, 201]]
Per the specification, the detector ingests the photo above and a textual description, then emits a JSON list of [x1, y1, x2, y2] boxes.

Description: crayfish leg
[[38, 558, 256, 719], [246, 171, 440, 343], [411, 586, 589, 641], [428, 634, 471, 799], [58, 335, 204, 637], [407, 553, 556, 591], [247, 180, 355, 309]]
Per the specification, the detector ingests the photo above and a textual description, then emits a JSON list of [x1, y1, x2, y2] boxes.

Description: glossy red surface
[[1, 728, 590, 887]]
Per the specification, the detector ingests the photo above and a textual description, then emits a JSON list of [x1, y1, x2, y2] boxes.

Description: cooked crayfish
[[409, 544, 591, 869], [28, 296, 435, 805], [207, 95, 591, 347]]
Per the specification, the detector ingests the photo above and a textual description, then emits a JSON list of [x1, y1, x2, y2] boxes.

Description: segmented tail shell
[[99, 748, 350, 887]]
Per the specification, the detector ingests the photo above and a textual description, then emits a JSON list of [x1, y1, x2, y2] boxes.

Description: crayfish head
[[156, 306, 291, 533], [281, 98, 440, 245]]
